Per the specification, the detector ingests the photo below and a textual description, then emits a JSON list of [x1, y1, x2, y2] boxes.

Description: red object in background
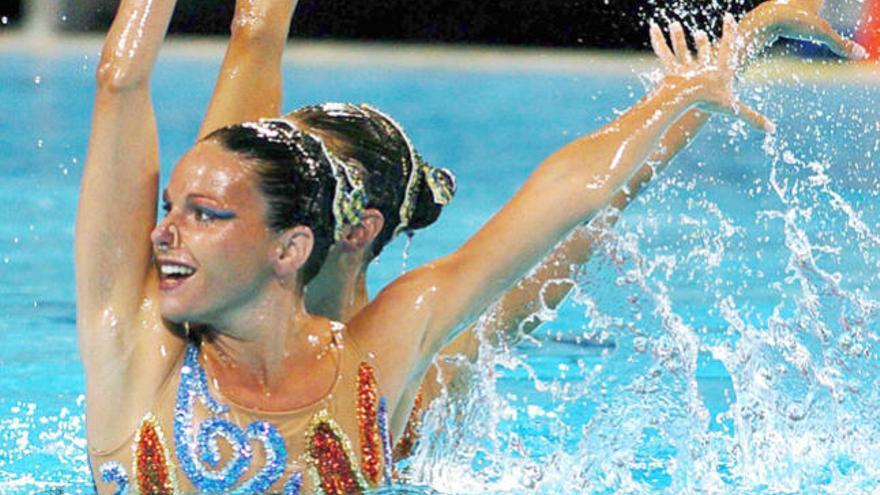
[[859, 0, 880, 60]]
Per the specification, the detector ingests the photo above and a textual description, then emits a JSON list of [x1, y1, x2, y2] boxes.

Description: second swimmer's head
[[284, 103, 456, 259]]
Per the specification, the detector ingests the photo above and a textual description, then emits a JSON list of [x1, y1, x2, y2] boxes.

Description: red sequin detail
[[309, 421, 363, 495], [394, 388, 423, 461], [356, 362, 381, 484], [135, 416, 174, 495]]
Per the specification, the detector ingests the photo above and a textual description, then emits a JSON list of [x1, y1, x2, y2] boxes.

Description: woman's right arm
[[75, 0, 180, 448]]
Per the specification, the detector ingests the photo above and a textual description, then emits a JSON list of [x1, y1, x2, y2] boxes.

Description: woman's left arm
[[446, 0, 866, 353], [352, 16, 771, 429]]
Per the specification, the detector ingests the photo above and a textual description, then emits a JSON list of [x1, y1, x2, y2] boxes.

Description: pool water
[[1, 47, 879, 494]]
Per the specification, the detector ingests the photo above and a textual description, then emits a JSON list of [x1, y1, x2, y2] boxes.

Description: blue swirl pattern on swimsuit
[[174, 344, 297, 493], [283, 470, 303, 495], [99, 461, 129, 495]]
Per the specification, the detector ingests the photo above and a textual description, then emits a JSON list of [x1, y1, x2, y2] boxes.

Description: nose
[[151, 220, 180, 252]]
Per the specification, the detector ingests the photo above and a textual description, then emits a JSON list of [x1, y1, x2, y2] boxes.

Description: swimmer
[[192, 0, 866, 461], [77, 1, 839, 494]]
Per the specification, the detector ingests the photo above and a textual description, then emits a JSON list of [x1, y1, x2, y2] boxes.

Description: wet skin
[[151, 141, 278, 326]]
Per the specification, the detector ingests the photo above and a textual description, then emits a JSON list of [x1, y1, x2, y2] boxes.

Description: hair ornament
[[241, 119, 300, 146], [422, 162, 456, 206], [355, 105, 423, 237], [326, 152, 368, 241], [252, 118, 367, 241]]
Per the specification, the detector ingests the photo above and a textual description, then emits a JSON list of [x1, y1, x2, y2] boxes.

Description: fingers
[[731, 100, 776, 134], [650, 22, 677, 67], [718, 13, 740, 68], [798, 17, 869, 59], [669, 22, 693, 64], [820, 31, 869, 60], [695, 30, 711, 64]]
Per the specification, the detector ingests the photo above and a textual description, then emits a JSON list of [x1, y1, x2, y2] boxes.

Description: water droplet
[[787, 403, 806, 421], [633, 336, 648, 353]]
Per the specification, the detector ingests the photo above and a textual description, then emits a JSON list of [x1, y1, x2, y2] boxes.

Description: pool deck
[[1, 32, 878, 83]]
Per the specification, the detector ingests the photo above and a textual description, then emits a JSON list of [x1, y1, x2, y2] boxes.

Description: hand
[[740, 0, 867, 61], [650, 14, 775, 133]]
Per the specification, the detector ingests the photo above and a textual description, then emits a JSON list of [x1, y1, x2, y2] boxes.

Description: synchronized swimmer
[[76, 0, 863, 493]]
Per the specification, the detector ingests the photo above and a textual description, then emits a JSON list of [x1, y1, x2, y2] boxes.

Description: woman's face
[[151, 141, 277, 324]]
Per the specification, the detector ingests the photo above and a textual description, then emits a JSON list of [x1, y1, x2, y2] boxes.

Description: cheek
[[195, 224, 272, 285]]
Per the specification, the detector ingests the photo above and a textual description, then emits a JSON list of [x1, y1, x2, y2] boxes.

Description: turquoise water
[[1, 49, 879, 493]]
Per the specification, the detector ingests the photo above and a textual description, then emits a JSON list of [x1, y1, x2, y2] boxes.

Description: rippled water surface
[[1, 46, 878, 494]]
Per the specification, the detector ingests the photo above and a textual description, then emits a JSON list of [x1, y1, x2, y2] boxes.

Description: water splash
[[399, 21, 880, 495], [0, 399, 92, 494]]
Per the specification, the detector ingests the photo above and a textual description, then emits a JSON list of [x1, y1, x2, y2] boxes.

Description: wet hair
[[286, 103, 456, 259], [203, 120, 366, 285]]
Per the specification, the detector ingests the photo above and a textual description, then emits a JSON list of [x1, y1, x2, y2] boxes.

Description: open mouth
[[157, 261, 197, 290]]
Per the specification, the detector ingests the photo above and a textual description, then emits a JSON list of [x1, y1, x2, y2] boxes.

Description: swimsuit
[[89, 330, 393, 494]]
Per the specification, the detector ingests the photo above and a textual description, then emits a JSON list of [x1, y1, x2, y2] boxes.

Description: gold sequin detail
[[305, 410, 367, 495], [394, 388, 423, 461]]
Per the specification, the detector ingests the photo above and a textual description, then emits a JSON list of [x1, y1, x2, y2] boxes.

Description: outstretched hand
[[741, 0, 867, 61], [650, 14, 775, 134]]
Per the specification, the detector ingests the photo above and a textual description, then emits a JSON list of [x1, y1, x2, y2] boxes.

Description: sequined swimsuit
[[88, 330, 394, 495]]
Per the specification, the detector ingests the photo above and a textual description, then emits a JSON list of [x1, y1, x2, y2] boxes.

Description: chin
[[158, 294, 204, 325], [159, 301, 190, 325]]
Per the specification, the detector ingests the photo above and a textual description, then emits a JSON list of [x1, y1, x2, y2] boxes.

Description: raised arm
[[75, 0, 178, 450], [354, 16, 771, 429], [414, 91, 709, 418], [441, 0, 866, 355], [463, 109, 707, 349], [197, 0, 299, 139]]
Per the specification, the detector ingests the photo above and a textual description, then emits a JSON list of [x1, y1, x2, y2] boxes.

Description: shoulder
[[352, 259, 453, 335]]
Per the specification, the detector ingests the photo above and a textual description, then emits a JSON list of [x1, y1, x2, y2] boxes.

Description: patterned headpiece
[[242, 118, 367, 241], [354, 104, 456, 236]]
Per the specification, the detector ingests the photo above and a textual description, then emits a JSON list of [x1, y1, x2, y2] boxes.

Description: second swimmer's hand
[[742, 0, 868, 61], [651, 14, 775, 134]]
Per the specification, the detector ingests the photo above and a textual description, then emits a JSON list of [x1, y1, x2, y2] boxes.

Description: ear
[[271, 226, 314, 278], [337, 208, 385, 253]]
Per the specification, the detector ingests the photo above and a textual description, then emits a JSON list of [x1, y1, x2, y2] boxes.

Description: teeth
[[160, 264, 195, 276]]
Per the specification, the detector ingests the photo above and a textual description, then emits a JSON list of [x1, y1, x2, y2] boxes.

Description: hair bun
[[407, 163, 456, 232]]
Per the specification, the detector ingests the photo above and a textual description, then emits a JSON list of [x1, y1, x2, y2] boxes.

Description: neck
[[305, 247, 370, 323], [197, 281, 336, 403]]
